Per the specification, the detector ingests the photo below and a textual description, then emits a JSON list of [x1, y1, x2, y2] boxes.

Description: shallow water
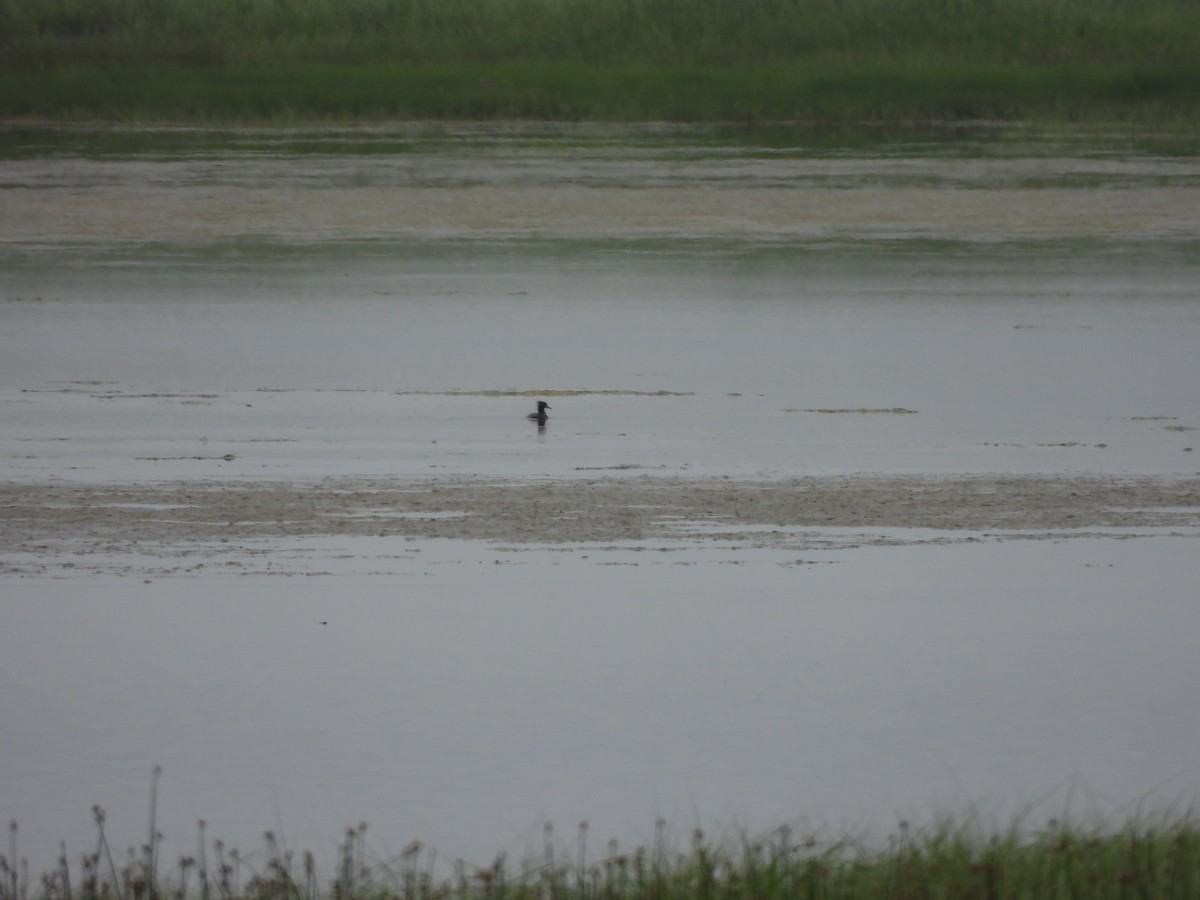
[[4, 240, 1198, 481], [2, 128, 1199, 875]]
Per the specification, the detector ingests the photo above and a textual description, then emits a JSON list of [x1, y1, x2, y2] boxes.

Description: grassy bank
[[4, 62, 1199, 126], [2, 0, 1199, 126], [5, 0, 1198, 68], [6, 813, 1200, 900]]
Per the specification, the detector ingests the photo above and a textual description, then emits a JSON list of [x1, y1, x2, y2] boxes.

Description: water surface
[[2, 128, 1199, 876]]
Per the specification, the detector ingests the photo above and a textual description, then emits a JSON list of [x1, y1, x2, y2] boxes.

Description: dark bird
[[526, 400, 551, 425]]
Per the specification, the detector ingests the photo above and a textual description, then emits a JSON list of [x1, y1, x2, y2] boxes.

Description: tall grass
[[1, 0, 1198, 123], [4, 0, 1199, 68], [3, 61, 1197, 125], [5, 807, 1200, 900]]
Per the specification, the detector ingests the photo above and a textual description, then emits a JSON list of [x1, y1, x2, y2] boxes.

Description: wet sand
[[4, 474, 1198, 578]]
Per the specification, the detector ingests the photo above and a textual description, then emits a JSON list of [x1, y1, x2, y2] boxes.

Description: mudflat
[[4, 144, 1199, 244], [4, 474, 1198, 578]]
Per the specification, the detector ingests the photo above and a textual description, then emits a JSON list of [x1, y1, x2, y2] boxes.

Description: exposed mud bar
[[5, 149, 1200, 245], [3, 474, 1199, 577]]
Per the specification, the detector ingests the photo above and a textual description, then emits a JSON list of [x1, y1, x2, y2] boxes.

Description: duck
[[526, 400, 551, 424]]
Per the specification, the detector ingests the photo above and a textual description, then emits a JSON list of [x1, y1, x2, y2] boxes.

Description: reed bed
[[5, 0, 1198, 68], [5, 61, 1198, 126], [6, 810, 1200, 900], [2, 0, 1198, 125]]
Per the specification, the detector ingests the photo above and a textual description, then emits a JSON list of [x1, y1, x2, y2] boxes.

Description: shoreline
[[3, 116, 1197, 152]]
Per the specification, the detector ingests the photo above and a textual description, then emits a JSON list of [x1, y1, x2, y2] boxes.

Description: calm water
[[2, 131, 1199, 875], [4, 241, 1198, 480]]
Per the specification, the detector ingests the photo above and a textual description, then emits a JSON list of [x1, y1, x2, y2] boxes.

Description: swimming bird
[[526, 400, 551, 424]]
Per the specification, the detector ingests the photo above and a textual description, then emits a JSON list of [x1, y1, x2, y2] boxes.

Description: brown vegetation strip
[[3, 475, 1199, 552]]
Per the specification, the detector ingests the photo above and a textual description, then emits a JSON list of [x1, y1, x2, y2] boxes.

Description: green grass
[[1, 0, 1198, 126], [4, 0, 1199, 68], [7, 812, 1200, 900], [3, 61, 1198, 127]]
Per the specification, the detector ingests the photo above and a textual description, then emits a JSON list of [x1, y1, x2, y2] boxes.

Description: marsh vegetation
[[6, 810, 1200, 900], [2, 0, 1198, 125]]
